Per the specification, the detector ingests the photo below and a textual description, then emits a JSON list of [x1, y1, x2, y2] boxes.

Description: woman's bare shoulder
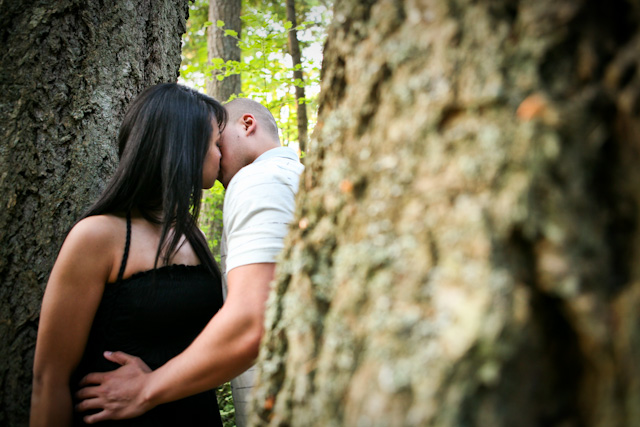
[[49, 214, 128, 286], [65, 214, 127, 251]]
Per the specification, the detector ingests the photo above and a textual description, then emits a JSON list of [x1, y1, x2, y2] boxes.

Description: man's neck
[[252, 143, 281, 162]]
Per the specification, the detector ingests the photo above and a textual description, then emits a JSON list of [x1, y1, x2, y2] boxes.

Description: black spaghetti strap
[[116, 212, 132, 283]]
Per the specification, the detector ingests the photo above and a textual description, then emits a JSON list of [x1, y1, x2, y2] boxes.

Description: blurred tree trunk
[[0, 1, 189, 424], [207, 0, 241, 102], [286, 0, 309, 153], [251, 0, 640, 426]]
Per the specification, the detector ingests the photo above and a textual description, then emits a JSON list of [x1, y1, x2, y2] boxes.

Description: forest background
[[182, 0, 330, 265]]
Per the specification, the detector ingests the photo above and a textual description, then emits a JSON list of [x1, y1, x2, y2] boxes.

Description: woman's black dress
[[71, 216, 224, 426]]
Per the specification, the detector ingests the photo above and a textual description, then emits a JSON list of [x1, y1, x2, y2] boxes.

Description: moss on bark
[[252, 0, 640, 425]]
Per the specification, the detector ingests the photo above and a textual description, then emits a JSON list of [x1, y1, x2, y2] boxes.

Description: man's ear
[[242, 114, 257, 136]]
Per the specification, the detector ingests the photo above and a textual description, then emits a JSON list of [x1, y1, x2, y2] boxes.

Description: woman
[[30, 83, 227, 426]]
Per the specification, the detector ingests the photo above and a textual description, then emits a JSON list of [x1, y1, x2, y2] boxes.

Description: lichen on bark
[[251, 0, 640, 425]]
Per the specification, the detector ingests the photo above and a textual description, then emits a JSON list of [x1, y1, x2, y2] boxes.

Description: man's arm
[[76, 262, 274, 424]]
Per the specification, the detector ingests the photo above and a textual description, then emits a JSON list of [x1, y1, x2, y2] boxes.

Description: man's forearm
[[131, 263, 275, 410], [75, 264, 275, 424]]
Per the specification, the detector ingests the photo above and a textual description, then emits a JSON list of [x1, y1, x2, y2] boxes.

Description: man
[[75, 98, 304, 426]]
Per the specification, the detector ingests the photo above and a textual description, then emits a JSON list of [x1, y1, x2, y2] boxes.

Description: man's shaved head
[[225, 98, 280, 143]]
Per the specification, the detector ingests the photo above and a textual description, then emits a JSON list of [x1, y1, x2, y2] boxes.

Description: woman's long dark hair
[[82, 83, 227, 279]]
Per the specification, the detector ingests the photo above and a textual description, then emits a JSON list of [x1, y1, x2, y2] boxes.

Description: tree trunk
[[286, 0, 309, 153], [206, 0, 241, 102], [0, 1, 189, 424], [251, 0, 640, 425], [203, 0, 241, 261]]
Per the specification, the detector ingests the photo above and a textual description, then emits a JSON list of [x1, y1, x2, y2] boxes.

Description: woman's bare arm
[[30, 216, 117, 427]]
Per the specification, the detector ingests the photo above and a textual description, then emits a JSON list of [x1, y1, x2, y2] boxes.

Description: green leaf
[[284, 21, 293, 30], [203, 20, 212, 28], [224, 29, 238, 37], [216, 20, 225, 28]]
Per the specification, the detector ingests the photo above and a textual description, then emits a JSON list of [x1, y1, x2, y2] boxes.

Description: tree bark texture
[[286, 0, 309, 153], [0, 1, 188, 424], [206, 0, 241, 102], [251, 0, 640, 425]]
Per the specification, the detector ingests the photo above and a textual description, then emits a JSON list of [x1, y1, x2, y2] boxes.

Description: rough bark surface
[[0, 1, 188, 424], [286, 0, 309, 153], [206, 0, 241, 102], [251, 0, 640, 425]]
